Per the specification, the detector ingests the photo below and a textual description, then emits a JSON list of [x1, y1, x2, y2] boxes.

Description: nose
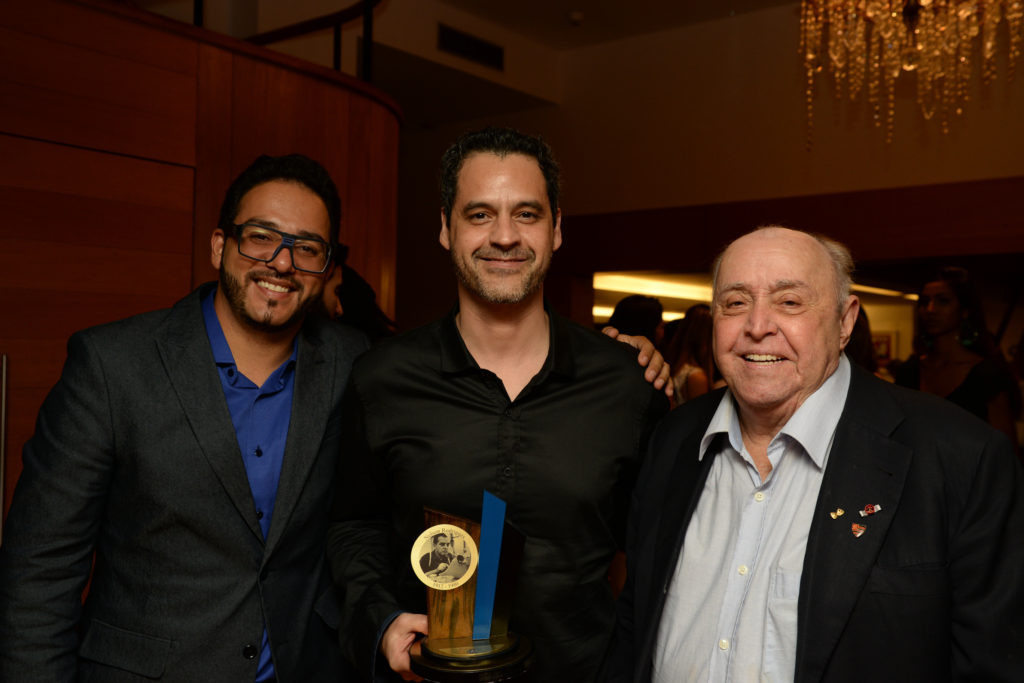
[[267, 243, 297, 273], [490, 213, 520, 248], [744, 300, 776, 339]]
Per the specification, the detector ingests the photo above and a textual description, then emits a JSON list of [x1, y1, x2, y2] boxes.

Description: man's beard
[[451, 246, 550, 305], [219, 267, 315, 332]]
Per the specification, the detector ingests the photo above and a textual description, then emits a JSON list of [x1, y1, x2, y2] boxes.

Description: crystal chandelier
[[800, 1, 1024, 144]]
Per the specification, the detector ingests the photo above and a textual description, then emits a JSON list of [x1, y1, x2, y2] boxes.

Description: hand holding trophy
[[409, 492, 531, 682]]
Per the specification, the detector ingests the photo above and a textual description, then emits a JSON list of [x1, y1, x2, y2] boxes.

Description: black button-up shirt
[[329, 305, 667, 681]]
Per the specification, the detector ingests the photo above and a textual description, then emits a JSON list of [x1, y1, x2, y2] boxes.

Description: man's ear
[[838, 295, 860, 350], [439, 209, 451, 251], [552, 208, 562, 253], [210, 229, 226, 270]]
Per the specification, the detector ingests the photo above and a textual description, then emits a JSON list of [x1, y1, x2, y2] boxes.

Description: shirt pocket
[[763, 569, 801, 682]]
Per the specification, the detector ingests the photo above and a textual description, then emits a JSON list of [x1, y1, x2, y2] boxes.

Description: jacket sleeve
[[949, 428, 1024, 681], [326, 377, 404, 680], [0, 331, 115, 681]]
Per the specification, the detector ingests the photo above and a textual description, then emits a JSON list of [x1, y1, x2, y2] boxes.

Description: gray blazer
[[0, 283, 368, 682]]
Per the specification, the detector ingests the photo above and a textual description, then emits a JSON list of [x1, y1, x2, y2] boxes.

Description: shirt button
[[254, 447, 263, 458], [737, 565, 749, 576], [243, 644, 258, 659], [754, 492, 765, 502], [502, 466, 513, 477], [256, 510, 264, 520], [718, 639, 730, 650]]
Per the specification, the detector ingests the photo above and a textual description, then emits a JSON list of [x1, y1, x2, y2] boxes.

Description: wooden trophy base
[[410, 634, 532, 683]]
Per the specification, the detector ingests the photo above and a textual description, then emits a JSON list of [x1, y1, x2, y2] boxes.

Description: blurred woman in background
[[666, 303, 714, 405], [893, 266, 1021, 452]]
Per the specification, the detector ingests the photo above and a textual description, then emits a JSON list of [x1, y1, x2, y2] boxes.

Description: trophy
[[409, 491, 531, 682]]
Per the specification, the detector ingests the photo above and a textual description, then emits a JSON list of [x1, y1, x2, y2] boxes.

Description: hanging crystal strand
[[873, 2, 896, 131], [848, 3, 867, 100], [917, 5, 936, 120], [883, 8, 903, 142], [801, 0, 824, 150], [939, 0, 955, 132], [956, 3, 977, 116], [827, 0, 841, 100], [982, 2, 1002, 84], [869, 5, 884, 127], [1008, 0, 1023, 81]]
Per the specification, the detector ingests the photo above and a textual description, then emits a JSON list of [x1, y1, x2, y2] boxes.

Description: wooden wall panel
[[192, 44, 235, 286], [1, 0, 400, 519], [348, 97, 400, 317], [1, 0, 197, 76], [0, 2, 197, 165], [1, 135, 193, 515], [223, 53, 399, 316], [0, 135, 194, 215]]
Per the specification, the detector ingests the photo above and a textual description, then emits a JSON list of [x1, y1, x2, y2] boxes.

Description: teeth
[[257, 280, 290, 293], [745, 354, 783, 362]]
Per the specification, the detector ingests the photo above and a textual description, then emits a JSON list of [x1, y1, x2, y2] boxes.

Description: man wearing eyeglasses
[[0, 154, 367, 682]]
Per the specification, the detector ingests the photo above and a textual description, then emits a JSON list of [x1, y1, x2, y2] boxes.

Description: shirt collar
[[438, 302, 575, 379], [202, 287, 235, 366], [201, 286, 298, 374], [699, 354, 852, 469]]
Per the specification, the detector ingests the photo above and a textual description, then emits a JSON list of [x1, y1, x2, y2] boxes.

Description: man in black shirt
[[328, 127, 669, 682]]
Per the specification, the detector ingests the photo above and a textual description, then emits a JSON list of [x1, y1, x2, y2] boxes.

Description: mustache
[[246, 269, 300, 289], [473, 247, 535, 261]]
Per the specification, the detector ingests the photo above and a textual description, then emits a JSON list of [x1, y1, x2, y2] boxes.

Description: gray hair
[[711, 226, 854, 313]]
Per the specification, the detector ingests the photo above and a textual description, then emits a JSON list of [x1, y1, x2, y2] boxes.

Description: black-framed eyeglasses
[[231, 222, 333, 274]]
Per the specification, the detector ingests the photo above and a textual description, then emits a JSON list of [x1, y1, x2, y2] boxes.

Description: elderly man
[[328, 127, 669, 682], [609, 226, 1024, 682]]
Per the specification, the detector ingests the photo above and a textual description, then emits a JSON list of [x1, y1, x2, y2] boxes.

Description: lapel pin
[[858, 503, 882, 517], [829, 508, 845, 519], [851, 523, 866, 538]]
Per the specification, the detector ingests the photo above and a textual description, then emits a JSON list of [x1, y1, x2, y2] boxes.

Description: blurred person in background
[[844, 307, 893, 382], [607, 294, 665, 346], [667, 303, 714, 404], [321, 246, 397, 344], [893, 266, 1021, 454]]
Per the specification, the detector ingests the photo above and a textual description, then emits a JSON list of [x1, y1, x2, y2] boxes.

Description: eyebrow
[[461, 200, 547, 214], [239, 219, 328, 242], [718, 279, 811, 295]]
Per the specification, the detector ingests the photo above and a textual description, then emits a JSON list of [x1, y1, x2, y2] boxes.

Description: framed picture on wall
[[871, 332, 894, 362]]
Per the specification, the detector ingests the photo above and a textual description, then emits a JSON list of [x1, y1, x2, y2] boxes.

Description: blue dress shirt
[[202, 291, 296, 682]]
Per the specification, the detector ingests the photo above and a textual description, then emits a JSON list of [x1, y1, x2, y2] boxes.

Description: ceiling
[[436, 0, 798, 49]]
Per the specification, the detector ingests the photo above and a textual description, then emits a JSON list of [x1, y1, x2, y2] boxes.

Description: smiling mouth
[[744, 354, 785, 363], [255, 279, 292, 294]]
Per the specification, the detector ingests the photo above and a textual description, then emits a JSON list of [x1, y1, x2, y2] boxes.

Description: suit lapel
[[795, 369, 913, 683], [263, 319, 333, 554], [157, 286, 264, 542], [639, 398, 722, 669], [652, 429, 714, 592]]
